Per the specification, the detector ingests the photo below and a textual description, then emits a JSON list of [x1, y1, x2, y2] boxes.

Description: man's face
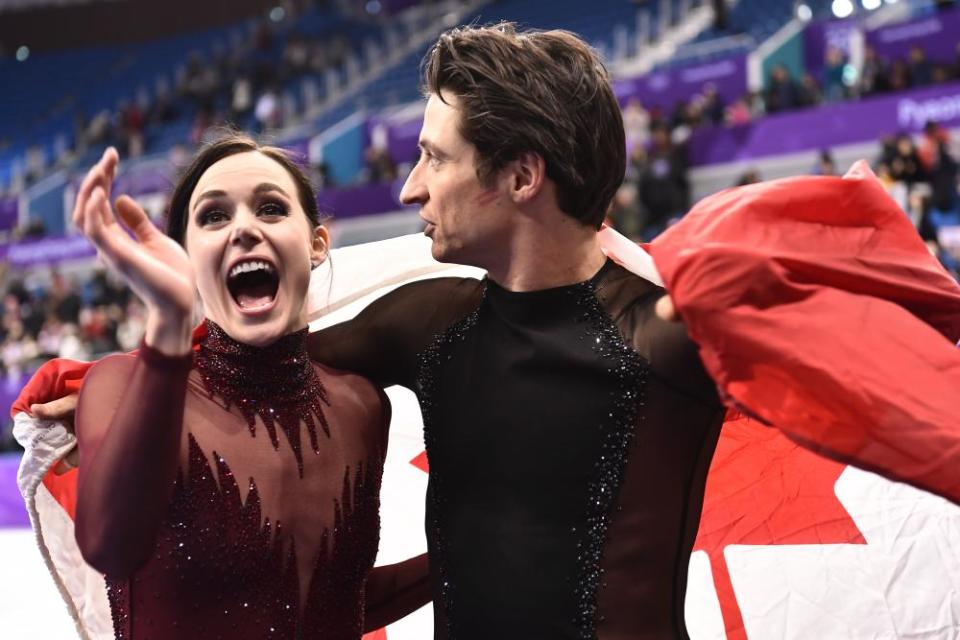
[[399, 92, 513, 266]]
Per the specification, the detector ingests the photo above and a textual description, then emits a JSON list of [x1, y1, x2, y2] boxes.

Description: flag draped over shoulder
[[648, 160, 960, 503]]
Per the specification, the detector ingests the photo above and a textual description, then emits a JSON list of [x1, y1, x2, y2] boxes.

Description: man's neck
[[486, 218, 607, 292]]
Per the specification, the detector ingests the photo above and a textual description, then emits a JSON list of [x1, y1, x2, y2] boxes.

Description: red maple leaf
[[693, 414, 866, 639]]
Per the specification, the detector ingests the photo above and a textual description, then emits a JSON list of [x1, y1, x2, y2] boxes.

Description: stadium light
[[796, 3, 813, 21], [269, 6, 285, 22], [366, 0, 382, 14], [862, 0, 881, 9], [15, 46, 29, 62], [831, 0, 854, 18]]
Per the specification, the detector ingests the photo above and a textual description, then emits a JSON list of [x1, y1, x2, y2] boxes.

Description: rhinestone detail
[[415, 299, 483, 640], [570, 280, 649, 639], [194, 321, 330, 477], [104, 434, 380, 639]]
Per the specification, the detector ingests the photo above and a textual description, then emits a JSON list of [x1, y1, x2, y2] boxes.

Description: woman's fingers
[[83, 185, 127, 260], [73, 147, 119, 227], [115, 195, 158, 243], [102, 147, 119, 201]]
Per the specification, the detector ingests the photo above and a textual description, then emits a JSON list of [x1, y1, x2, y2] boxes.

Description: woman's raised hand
[[74, 148, 196, 355]]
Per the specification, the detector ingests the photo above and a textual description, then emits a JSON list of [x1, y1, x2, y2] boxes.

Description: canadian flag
[[12, 162, 960, 639]]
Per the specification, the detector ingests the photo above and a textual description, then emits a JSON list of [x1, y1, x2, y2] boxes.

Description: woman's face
[[185, 151, 327, 347]]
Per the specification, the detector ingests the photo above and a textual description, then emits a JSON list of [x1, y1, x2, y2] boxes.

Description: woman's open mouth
[[226, 258, 280, 313]]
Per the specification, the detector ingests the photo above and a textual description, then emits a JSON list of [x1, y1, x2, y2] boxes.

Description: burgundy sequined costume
[[74, 322, 429, 640]]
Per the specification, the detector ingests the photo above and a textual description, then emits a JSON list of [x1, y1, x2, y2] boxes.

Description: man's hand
[[30, 394, 78, 425], [655, 294, 679, 322], [29, 394, 79, 474]]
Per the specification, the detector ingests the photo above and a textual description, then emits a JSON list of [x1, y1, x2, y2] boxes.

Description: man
[[308, 24, 723, 638]]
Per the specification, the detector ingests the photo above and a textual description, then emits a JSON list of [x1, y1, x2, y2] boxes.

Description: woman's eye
[[198, 209, 228, 226], [258, 202, 288, 217]]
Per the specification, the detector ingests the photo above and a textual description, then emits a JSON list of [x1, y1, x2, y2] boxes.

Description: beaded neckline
[[194, 321, 330, 476]]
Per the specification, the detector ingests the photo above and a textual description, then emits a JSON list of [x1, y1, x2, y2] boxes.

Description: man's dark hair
[[166, 133, 323, 246], [422, 22, 626, 229]]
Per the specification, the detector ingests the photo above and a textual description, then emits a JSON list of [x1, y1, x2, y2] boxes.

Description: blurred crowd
[[355, 39, 957, 189], [604, 39, 960, 251], [0, 267, 147, 450], [606, 121, 960, 281], [15, 0, 354, 193], [0, 269, 144, 377]]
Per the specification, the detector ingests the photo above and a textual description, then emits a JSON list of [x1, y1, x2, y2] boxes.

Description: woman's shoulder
[[84, 352, 139, 385]]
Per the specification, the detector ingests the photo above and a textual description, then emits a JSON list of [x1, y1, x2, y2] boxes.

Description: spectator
[[860, 46, 889, 96], [797, 72, 823, 108], [47, 271, 81, 324], [254, 85, 282, 132], [813, 149, 837, 176], [888, 133, 926, 187], [638, 123, 688, 239], [765, 65, 799, 113], [928, 141, 960, 230], [822, 47, 847, 102], [725, 95, 752, 126], [363, 145, 398, 183], [918, 121, 950, 173], [119, 101, 146, 158], [907, 46, 933, 87], [888, 59, 912, 91], [607, 183, 643, 241], [229, 75, 254, 122], [622, 97, 650, 153], [875, 161, 909, 212], [700, 83, 725, 126]]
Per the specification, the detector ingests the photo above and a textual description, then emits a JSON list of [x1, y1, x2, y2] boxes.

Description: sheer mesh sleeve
[[363, 553, 431, 631], [74, 343, 193, 578], [306, 277, 485, 389], [597, 267, 721, 407]]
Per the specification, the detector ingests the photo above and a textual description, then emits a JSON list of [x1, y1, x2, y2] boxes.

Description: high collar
[[483, 259, 614, 324], [195, 321, 330, 477]]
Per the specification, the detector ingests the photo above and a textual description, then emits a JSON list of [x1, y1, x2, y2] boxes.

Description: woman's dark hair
[[422, 22, 626, 229], [166, 133, 322, 246]]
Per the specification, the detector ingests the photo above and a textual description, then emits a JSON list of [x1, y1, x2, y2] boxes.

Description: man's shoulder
[[383, 275, 485, 317], [595, 262, 663, 315]]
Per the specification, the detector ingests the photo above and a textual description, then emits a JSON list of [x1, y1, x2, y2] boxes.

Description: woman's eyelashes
[[197, 207, 229, 227], [256, 200, 289, 218], [195, 200, 290, 227]]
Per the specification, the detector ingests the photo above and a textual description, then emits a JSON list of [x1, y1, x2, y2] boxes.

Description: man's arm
[[363, 553, 432, 631], [305, 276, 484, 389]]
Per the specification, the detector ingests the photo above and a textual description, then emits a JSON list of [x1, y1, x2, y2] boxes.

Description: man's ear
[[310, 225, 330, 269], [509, 151, 547, 204]]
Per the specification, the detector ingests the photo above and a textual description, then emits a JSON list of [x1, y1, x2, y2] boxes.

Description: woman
[[68, 136, 428, 639]]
